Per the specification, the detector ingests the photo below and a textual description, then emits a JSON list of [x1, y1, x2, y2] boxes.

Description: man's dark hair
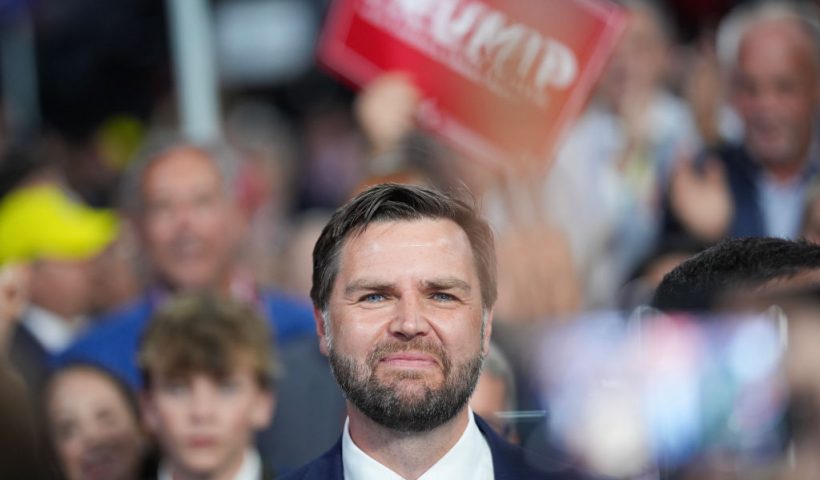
[[311, 183, 496, 312], [652, 237, 820, 312]]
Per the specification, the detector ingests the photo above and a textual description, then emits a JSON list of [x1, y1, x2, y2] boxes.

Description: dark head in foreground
[[652, 237, 820, 312]]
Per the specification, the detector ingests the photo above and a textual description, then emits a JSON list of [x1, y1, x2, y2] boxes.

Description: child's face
[[142, 368, 273, 478], [48, 368, 147, 480]]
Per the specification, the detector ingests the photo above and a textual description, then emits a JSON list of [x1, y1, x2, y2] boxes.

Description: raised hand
[[355, 72, 421, 156], [0, 264, 30, 353]]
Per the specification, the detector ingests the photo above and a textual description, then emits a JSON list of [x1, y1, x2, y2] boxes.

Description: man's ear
[[314, 307, 329, 356], [482, 308, 494, 357], [139, 391, 159, 433], [251, 390, 276, 430]]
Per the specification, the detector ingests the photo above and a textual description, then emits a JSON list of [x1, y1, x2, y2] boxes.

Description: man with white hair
[[668, 1, 820, 241]]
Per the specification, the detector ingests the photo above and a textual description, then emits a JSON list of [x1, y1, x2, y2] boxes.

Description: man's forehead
[[774, 268, 820, 289], [146, 147, 219, 179], [334, 219, 477, 278], [717, 269, 820, 310], [142, 147, 225, 195], [344, 218, 471, 253], [343, 276, 473, 293], [739, 18, 817, 67]]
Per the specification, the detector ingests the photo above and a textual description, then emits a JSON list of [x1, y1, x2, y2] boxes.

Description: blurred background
[[4, 0, 820, 478]]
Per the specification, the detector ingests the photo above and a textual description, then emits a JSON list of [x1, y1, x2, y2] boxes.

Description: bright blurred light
[[215, 0, 317, 86], [537, 311, 787, 476], [728, 319, 782, 384]]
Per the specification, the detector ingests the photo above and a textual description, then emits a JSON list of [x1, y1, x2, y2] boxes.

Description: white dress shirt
[[342, 409, 494, 480], [22, 305, 85, 353], [158, 448, 262, 480]]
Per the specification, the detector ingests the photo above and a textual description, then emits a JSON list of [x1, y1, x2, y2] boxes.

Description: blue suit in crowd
[[55, 289, 315, 388]]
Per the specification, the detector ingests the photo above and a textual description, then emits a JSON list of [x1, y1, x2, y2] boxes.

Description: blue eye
[[362, 293, 385, 303], [432, 292, 455, 302]]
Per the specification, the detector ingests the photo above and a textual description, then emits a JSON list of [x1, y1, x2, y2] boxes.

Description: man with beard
[[667, 2, 820, 242], [283, 184, 579, 479]]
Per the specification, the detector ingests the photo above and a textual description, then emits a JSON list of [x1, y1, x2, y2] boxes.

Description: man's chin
[[374, 366, 444, 388], [748, 139, 801, 166]]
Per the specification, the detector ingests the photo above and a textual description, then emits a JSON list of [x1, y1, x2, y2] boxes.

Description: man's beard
[[329, 339, 484, 433]]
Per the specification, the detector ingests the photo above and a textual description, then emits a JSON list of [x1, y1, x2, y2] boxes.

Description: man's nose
[[389, 295, 431, 339], [170, 202, 197, 228]]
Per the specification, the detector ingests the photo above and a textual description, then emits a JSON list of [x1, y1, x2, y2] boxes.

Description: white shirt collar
[[342, 409, 494, 480], [157, 448, 262, 480], [22, 305, 85, 353]]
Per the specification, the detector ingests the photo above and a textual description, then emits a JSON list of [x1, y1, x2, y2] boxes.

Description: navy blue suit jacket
[[280, 414, 581, 479]]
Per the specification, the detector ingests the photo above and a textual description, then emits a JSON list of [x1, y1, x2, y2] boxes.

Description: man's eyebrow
[[343, 280, 394, 296], [423, 278, 472, 292]]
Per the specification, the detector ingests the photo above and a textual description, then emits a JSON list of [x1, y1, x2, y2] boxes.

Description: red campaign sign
[[318, 0, 625, 165]]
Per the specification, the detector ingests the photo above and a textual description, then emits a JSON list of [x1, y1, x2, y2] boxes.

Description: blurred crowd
[[4, 0, 820, 478]]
